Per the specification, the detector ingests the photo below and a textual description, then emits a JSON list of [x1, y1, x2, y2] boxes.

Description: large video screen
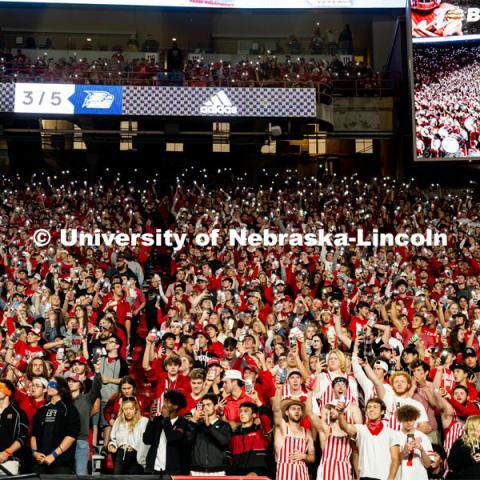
[[0, 0, 406, 9], [412, 0, 480, 42], [413, 39, 480, 160]]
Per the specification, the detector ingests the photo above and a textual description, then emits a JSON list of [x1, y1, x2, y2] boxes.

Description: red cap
[[73, 356, 88, 365], [207, 358, 221, 367], [193, 329, 210, 339]]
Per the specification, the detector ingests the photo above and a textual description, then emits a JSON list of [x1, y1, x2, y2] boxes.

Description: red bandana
[[366, 419, 384, 436]]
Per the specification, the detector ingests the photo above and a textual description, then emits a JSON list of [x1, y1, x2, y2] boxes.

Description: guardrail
[[0, 68, 397, 101]]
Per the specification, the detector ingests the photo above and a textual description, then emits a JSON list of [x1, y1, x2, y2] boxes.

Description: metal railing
[[0, 66, 397, 101]]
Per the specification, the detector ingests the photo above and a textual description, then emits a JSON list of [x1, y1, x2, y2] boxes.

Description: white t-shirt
[[354, 424, 400, 479], [154, 416, 178, 472], [384, 394, 429, 427], [396, 430, 435, 480]]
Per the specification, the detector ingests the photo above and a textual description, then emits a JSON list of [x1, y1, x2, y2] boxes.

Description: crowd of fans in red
[[0, 49, 385, 96], [0, 170, 480, 478], [414, 43, 480, 159]]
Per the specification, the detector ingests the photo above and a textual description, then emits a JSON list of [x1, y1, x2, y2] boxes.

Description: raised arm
[[361, 357, 386, 399], [337, 410, 357, 438], [333, 314, 352, 349], [389, 301, 404, 334], [272, 379, 286, 435], [305, 391, 324, 432]]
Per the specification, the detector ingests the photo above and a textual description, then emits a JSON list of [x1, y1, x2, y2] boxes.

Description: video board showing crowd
[[412, 1, 480, 161], [0, 0, 406, 8]]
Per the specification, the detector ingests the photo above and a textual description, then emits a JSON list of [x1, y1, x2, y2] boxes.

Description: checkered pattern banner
[[0, 84, 15, 113], [123, 86, 317, 118]]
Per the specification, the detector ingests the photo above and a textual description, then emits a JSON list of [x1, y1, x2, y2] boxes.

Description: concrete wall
[[332, 96, 394, 132], [0, 6, 401, 54]]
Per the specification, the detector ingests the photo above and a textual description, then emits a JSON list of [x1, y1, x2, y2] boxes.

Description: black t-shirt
[[33, 400, 80, 464]]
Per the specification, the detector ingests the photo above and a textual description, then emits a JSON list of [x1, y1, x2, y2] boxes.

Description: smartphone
[[92, 347, 102, 364], [440, 349, 450, 365], [245, 379, 254, 394], [289, 335, 296, 349], [279, 368, 287, 384]]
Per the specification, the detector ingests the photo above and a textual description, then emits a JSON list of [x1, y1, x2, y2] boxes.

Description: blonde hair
[[327, 350, 346, 373], [463, 416, 480, 450], [116, 399, 141, 433]]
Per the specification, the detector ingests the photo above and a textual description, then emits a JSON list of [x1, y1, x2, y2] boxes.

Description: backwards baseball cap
[[451, 363, 469, 373], [373, 360, 389, 372], [332, 376, 349, 387], [223, 369, 244, 382], [464, 348, 477, 358], [64, 372, 82, 382], [25, 326, 42, 336], [287, 368, 303, 379]]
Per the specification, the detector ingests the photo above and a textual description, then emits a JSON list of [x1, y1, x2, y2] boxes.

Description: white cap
[[374, 360, 389, 372], [223, 369, 244, 382]]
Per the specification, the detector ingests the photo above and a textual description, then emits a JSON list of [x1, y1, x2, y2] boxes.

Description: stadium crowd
[[0, 169, 480, 479], [0, 50, 386, 97], [414, 43, 480, 159]]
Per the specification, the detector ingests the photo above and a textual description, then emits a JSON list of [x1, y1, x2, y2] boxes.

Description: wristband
[[51, 450, 59, 460], [3, 449, 12, 457]]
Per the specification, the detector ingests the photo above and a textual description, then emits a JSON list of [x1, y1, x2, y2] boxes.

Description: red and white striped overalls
[[444, 415, 465, 456], [277, 424, 310, 480], [317, 426, 353, 480], [318, 373, 354, 410]]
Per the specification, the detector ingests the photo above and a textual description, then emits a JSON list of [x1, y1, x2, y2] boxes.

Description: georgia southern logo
[[200, 91, 238, 115], [82, 91, 115, 109]]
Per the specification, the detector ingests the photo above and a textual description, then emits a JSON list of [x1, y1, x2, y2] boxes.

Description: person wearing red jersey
[[146, 354, 191, 401], [100, 279, 133, 346], [221, 369, 253, 427], [229, 400, 272, 476], [412, 1, 464, 38], [183, 368, 208, 415], [424, 384, 468, 457], [450, 363, 479, 401]]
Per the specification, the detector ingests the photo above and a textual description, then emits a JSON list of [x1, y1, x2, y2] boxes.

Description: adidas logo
[[200, 91, 238, 115]]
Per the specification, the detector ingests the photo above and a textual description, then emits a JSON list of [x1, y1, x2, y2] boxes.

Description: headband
[[0, 383, 12, 397]]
